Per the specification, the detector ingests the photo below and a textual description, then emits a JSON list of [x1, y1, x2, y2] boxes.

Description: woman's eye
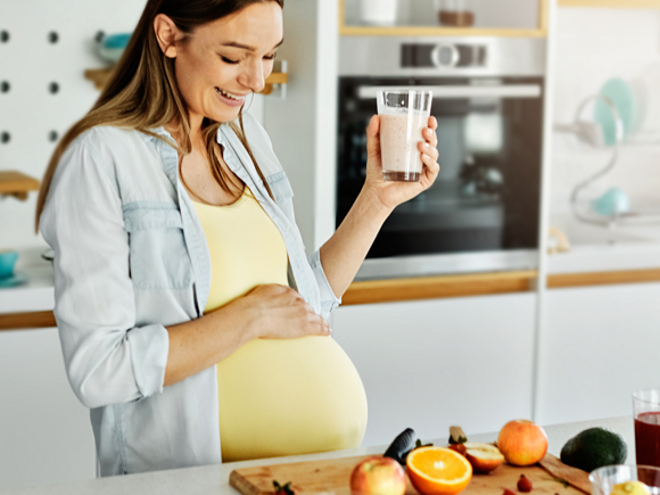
[[220, 56, 239, 65], [264, 53, 276, 61]]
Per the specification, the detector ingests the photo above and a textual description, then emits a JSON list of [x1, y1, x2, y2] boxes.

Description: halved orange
[[406, 446, 473, 495]]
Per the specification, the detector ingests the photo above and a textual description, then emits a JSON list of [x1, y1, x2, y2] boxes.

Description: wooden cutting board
[[230, 453, 591, 495]]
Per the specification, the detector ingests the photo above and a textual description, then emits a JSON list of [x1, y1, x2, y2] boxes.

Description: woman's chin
[[210, 106, 244, 124]]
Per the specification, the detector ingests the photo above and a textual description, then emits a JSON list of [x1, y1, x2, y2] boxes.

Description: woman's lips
[[215, 87, 246, 108]]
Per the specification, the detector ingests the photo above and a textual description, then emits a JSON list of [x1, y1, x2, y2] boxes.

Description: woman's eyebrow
[[221, 38, 284, 51]]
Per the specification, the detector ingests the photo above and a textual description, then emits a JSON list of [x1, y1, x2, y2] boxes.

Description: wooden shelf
[[558, 0, 660, 7], [547, 268, 660, 289], [338, 0, 548, 37], [0, 171, 40, 201], [341, 271, 538, 305], [0, 311, 56, 331], [84, 68, 288, 95]]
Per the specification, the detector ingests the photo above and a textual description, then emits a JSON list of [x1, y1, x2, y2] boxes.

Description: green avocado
[[560, 427, 627, 473]]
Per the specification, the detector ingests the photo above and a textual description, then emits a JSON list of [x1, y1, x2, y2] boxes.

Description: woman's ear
[[154, 13, 181, 58]]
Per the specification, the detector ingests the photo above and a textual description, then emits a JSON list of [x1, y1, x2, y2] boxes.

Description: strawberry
[[273, 481, 295, 495], [504, 489, 517, 495], [518, 475, 533, 492], [448, 443, 467, 456]]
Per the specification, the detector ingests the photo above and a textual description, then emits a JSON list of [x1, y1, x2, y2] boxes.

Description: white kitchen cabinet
[[331, 293, 536, 448], [536, 282, 660, 426], [0, 327, 95, 491]]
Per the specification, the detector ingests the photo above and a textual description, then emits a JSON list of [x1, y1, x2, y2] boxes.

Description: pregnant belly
[[217, 335, 368, 462]]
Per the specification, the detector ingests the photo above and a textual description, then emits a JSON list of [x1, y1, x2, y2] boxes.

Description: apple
[[463, 442, 504, 473], [497, 419, 548, 466], [350, 456, 407, 495]]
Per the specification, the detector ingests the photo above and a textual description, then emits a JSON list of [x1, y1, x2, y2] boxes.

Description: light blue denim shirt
[[40, 113, 341, 476]]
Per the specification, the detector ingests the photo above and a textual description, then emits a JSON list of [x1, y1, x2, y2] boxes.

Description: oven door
[[336, 77, 544, 279]]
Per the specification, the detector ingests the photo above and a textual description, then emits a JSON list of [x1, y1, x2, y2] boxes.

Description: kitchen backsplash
[[551, 7, 660, 216], [0, 0, 263, 254], [2, 3, 659, 254]]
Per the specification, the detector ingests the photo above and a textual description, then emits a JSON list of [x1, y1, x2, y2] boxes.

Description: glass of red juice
[[634, 389, 660, 468]]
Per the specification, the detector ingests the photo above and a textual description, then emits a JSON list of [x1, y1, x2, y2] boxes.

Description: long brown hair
[[35, 0, 283, 231]]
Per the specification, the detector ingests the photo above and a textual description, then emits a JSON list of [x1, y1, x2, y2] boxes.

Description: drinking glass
[[633, 389, 660, 468], [590, 465, 660, 495], [376, 90, 433, 182]]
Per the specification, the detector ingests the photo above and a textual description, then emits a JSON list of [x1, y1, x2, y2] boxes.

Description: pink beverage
[[377, 90, 433, 182], [636, 411, 660, 467], [379, 112, 427, 182]]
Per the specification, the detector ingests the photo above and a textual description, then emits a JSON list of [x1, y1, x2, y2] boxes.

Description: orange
[[406, 446, 473, 495]]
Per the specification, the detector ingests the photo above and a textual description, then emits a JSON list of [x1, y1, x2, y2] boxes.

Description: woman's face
[[157, 2, 283, 125]]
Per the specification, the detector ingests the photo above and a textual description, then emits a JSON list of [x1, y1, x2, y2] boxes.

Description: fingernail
[[424, 142, 430, 149]]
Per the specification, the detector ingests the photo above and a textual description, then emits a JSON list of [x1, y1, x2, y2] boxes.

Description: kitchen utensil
[[0, 272, 27, 288], [230, 453, 590, 495], [595, 78, 636, 146], [436, 0, 474, 27], [97, 33, 132, 63], [358, 0, 398, 26], [590, 465, 660, 495], [0, 249, 18, 279]]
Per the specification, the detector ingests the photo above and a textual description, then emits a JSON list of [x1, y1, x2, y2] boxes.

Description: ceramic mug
[[0, 250, 19, 279]]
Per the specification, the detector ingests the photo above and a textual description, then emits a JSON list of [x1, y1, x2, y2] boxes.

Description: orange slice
[[406, 446, 473, 495]]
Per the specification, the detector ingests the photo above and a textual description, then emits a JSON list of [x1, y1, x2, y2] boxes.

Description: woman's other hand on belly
[[237, 284, 331, 340]]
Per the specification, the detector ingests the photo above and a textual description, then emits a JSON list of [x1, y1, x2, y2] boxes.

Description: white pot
[[359, 0, 399, 26]]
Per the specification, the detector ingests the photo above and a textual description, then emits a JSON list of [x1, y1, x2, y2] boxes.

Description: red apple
[[350, 456, 407, 495], [463, 442, 504, 473], [497, 419, 548, 466]]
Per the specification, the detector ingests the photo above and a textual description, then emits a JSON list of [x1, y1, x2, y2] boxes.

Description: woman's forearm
[[319, 188, 393, 299], [163, 300, 255, 387]]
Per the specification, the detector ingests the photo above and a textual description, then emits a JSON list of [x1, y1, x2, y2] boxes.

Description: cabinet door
[[537, 283, 660, 426], [0, 328, 95, 491], [331, 293, 536, 448]]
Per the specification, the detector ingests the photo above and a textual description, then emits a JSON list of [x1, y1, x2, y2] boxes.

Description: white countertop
[[4, 218, 660, 318], [0, 415, 635, 495], [547, 214, 660, 274]]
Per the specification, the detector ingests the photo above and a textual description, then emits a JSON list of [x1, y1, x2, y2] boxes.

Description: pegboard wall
[[0, 0, 265, 256]]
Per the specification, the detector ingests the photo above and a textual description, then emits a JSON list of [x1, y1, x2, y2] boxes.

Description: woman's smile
[[215, 87, 248, 107]]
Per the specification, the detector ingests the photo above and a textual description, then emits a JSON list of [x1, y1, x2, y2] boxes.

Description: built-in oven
[[337, 37, 546, 280]]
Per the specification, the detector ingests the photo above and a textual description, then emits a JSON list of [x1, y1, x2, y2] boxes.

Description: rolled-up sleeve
[[40, 138, 169, 409], [309, 249, 341, 320]]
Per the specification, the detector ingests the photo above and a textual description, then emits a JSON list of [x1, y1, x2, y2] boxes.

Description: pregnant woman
[[35, 0, 439, 475]]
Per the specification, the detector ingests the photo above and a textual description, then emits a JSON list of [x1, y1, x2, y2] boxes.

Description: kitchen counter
[[0, 415, 635, 495]]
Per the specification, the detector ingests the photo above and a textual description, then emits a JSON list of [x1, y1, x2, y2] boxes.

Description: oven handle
[[357, 84, 542, 99]]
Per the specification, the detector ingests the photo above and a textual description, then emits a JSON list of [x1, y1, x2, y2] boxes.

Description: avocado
[[560, 427, 627, 473]]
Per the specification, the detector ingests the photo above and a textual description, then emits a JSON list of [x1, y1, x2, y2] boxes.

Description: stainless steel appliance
[[337, 37, 546, 280]]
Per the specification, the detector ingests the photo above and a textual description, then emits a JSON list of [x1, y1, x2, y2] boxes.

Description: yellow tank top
[[192, 186, 367, 462]]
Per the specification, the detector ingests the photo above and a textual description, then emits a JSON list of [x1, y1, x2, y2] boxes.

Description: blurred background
[[2, 0, 660, 491]]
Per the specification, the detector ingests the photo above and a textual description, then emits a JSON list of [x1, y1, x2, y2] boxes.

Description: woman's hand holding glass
[[234, 284, 331, 339], [362, 115, 440, 213]]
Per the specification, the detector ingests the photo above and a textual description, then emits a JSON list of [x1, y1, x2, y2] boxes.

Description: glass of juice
[[376, 90, 433, 182], [590, 464, 660, 495], [634, 389, 660, 468]]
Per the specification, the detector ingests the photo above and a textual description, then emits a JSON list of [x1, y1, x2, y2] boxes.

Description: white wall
[[550, 8, 660, 216], [0, 0, 265, 254]]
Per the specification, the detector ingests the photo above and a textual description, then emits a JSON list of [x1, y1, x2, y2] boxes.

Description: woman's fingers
[[418, 140, 439, 160], [421, 150, 440, 177], [365, 115, 381, 161]]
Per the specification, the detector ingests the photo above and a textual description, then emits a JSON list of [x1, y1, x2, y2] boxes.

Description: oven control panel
[[401, 43, 487, 69]]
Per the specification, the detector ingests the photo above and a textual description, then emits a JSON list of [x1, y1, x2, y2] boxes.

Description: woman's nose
[[240, 59, 266, 94]]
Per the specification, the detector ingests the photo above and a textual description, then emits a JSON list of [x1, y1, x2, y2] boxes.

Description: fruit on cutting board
[[406, 446, 473, 495], [497, 420, 548, 466], [383, 428, 417, 467], [517, 474, 533, 492], [560, 427, 627, 473], [610, 481, 650, 495], [463, 443, 504, 473], [350, 456, 407, 495]]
